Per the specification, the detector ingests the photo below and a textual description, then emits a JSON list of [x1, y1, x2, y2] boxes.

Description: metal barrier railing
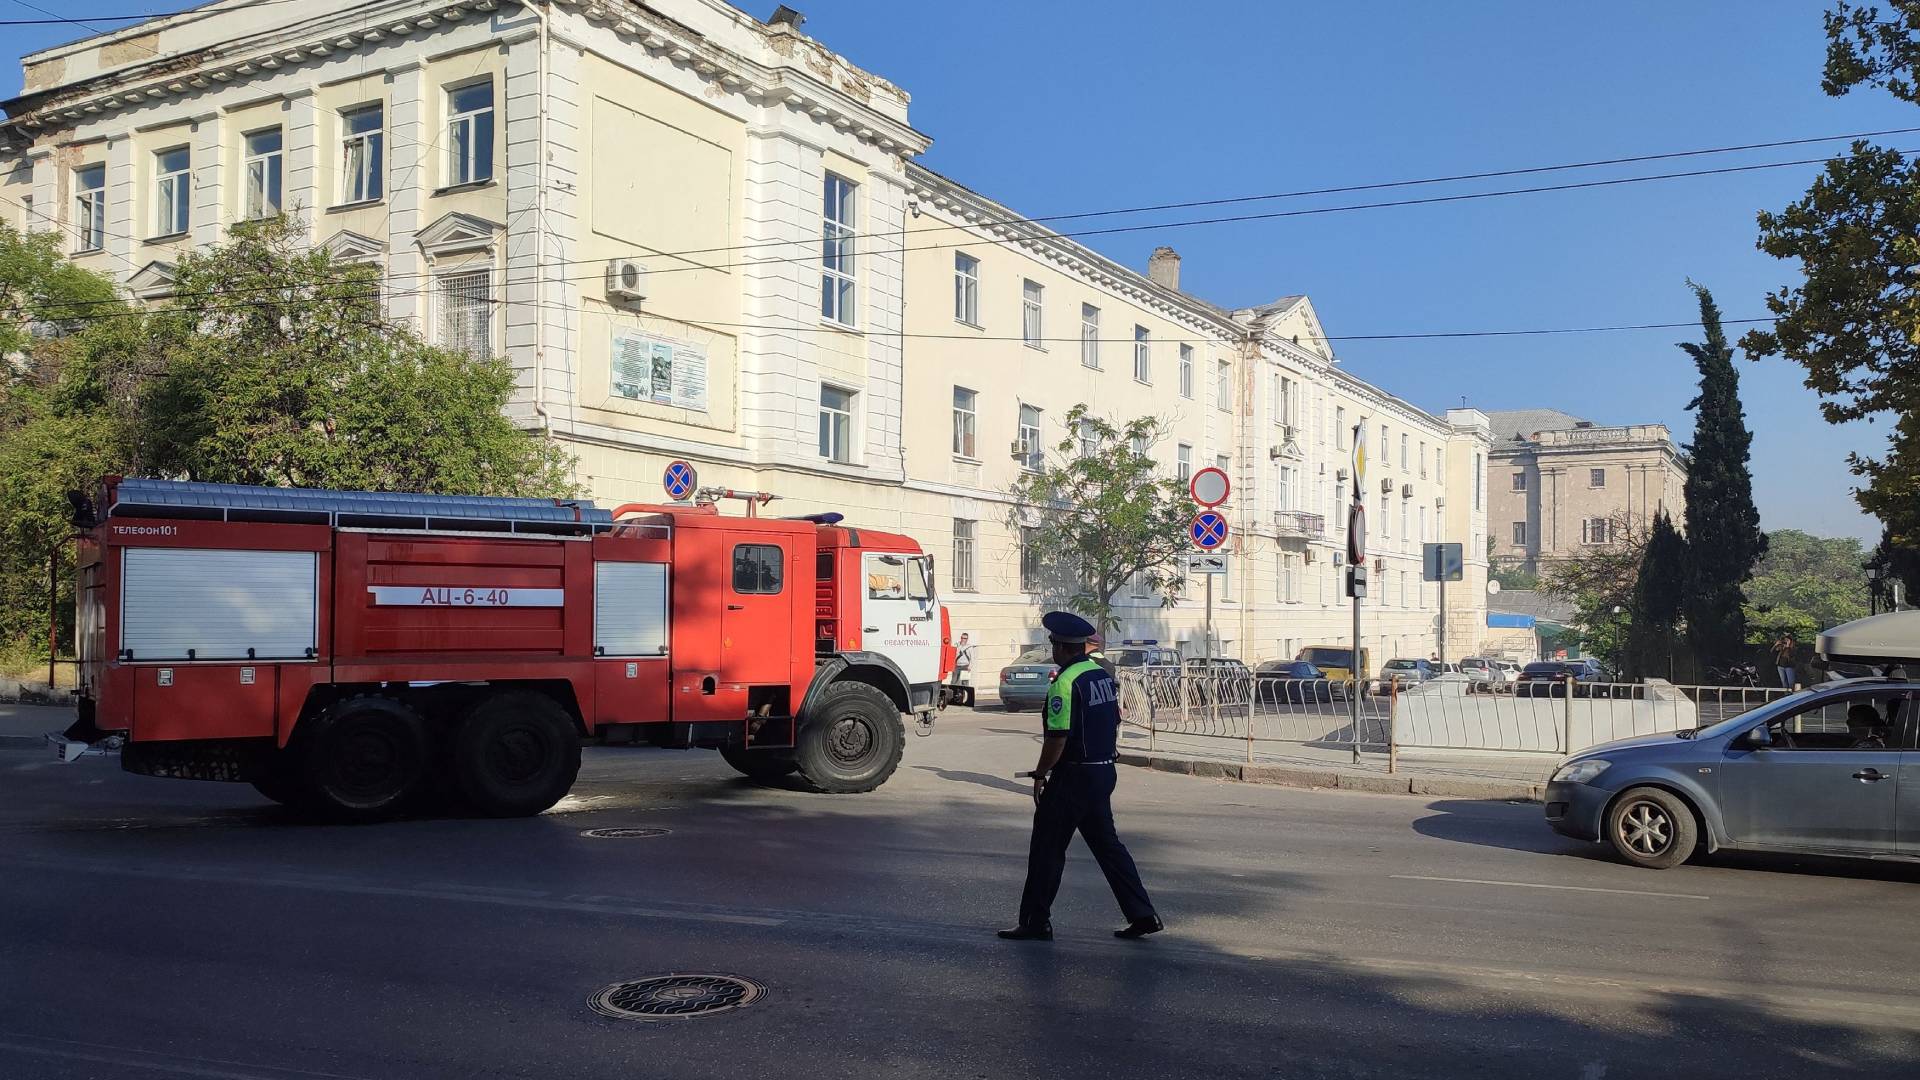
[[1116, 671, 1797, 765]]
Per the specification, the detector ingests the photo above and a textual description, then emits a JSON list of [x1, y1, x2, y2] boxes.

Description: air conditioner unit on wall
[[1401, 484, 1414, 498], [1380, 478, 1394, 494], [605, 259, 648, 302]]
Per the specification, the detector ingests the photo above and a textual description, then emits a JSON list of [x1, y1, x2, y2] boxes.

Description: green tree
[[1743, 529, 1870, 640], [1007, 405, 1195, 634], [1542, 514, 1648, 672], [0, 221, 118, 362], [1624, 510, 1688, 680], [1678, 284, 1764, 666], [1743, 3, 1920, 602]]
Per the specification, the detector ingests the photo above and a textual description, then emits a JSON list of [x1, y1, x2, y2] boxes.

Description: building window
[[1511, 471, 1528, 492], [1419, 442, 1428, 478], [1277, 466, 1293, 511], [821, 173, 857, 326], [1278, 377, 1294, 428], [242, 128, 283, 220], [1418, 504, 1427, 543], [153, 147, 190, 236], [1400, 433, 1409, 471], [819, 384, 855, 463], [72, 164, 105, 251], [436, 270, 493, 356], [1216, 454, 1230, 477], [1381, 494, 1390, 538], [1590, 467, 1606, 488], [339, 104, 384, 204], [1080, 304, 1100, 368], [1216, 360, 1232, 410], [1178, 344, 1194, 398], [1400, 570, 1409, 609], [1511, 521, 1528, 546], [1133, 326, 1151, 383], [1016, 278, 1044, 346], [731, 544, 784, 594], [1280, 553, 1301, 604], [951, 386, 978, 458], [1018, 404, 1044, 471], [1019, 526, 1041, 592], [1336, 406, 1347, 450], [1130, 433, 1149, 458], [954, 252, 980, 325], [1474, 453, 1483, 510], [1582, 517, 1613, 545], [446, 81, 495, 186], [952, 520, 976, 592], [1176, 443, 1192, 483], [1077, 418, 1099, 457], [1400, 500, 1409, 548]]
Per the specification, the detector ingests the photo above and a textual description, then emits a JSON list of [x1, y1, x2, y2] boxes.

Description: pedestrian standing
[[1000, 611, 1162, 942], [1772, 632, 1797, 689], [952, 632, 975, 703]]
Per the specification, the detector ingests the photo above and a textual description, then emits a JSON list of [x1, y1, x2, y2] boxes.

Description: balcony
[[1274, 510, 1326, 539]]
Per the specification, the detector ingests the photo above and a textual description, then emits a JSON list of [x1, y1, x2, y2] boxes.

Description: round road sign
[[1191, 510, 1229, 550], [663, 460, 697, 501], [1346, 502, 1367, 564], [1190, 466, 1231, 507]]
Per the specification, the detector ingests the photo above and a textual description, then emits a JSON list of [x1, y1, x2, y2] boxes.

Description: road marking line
[[1390, 874, 1709, 901]]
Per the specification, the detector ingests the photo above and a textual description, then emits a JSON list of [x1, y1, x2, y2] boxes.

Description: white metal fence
[[1116, 671, 1793, 761]]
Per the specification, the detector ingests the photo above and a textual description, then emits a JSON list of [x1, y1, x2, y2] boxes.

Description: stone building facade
[[1, 0, 1492, 674], [1485, 409, 1687, 573]]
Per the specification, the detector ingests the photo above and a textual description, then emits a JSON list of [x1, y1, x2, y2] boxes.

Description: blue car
[[997, 648, 1058, 712], [1546, 673, 1918, 869]]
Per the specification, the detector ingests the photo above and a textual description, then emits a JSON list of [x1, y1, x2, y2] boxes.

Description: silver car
[[1546, 677, 1917, 868]]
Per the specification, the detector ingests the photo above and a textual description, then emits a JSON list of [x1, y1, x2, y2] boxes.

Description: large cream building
[[1485, 409, 1687, 574], [0, 0, 1491, 674]]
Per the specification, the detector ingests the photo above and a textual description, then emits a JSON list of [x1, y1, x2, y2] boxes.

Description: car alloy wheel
[[1616, 799, 1672, 858]]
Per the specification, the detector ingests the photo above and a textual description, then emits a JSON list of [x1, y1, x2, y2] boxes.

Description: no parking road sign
[[1190, 510, 1229, 550], [662, 460, 698, 501]]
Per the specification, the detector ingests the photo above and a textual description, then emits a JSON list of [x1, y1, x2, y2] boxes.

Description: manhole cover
[[590, 974, 766, 1021], [580, 827, 670, 839]]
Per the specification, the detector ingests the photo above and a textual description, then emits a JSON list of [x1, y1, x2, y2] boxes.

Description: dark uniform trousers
[[1018, 762, 1157, 928]]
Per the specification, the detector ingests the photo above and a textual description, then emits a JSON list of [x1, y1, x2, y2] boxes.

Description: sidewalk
[[0, 702, 74, 747], [1118, 727, 1560, 802]]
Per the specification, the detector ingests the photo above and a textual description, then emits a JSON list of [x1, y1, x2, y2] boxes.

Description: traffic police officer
[[999, 611, 1163, 941]]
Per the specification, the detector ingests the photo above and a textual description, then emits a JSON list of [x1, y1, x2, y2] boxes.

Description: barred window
[[952, 519, 976, 592], [437, 270, 493, 356]]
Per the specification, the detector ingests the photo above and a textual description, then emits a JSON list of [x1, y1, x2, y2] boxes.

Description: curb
[[1118, 751, 1544, 803]]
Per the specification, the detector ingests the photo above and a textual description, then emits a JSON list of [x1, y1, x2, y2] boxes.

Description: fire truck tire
[[793, 681, 905, 794], [249, 762, 310, 809], [299, 696, 431, 823], [452, 691, 581, 817], [719, 746, 800, 782]]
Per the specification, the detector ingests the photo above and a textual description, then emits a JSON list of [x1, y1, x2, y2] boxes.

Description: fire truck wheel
[[453, 691, 581, 817], [719, 746, 800, 782], [793, 681, 905, 794], [249, 761, 310, 809], [300, 696, 431, 823]]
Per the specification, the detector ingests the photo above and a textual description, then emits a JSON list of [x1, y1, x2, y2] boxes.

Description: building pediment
[[415, 211, 504, 257], [125, 260, 176, 299], [323, 229, 386, 264]]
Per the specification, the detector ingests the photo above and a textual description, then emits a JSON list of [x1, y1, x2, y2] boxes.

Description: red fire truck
[[57, 477, 951, 820]]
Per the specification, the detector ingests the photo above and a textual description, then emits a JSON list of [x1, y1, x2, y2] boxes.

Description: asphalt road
[[4, 708, 1918, 1079]]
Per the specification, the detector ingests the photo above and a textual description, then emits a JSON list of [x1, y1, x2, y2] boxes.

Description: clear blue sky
[[4, 1, 1905, 542]]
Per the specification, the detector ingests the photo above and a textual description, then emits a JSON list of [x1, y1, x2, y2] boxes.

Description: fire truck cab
[[61, 477, 949, 820]]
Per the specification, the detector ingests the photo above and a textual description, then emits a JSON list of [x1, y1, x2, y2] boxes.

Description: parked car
[[1458, 656, 1504, 692], [1103, 641, 1181, 673], [1182, 656, 1253, 706], [1515, 659, 1608, 697], [997, 648, 1058, 712], [1296, 645, 1369, 692], [1495, 659, 1524, 684], [1371, 658, 1436, 694], [1254, 660, 1336, 703]]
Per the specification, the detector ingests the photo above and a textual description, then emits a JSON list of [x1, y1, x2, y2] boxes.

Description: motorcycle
[[1705, 663, 1761, 688]]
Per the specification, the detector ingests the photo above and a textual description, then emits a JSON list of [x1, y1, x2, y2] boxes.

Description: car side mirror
[[1739, 726, 1772, 750]]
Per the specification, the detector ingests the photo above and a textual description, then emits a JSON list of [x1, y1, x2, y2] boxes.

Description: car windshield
[[1014, 648, 1052, 665], [1300, 648, 1350, 667], [1106, 650, 1149, 667], [1384, 660, 1418, 671]]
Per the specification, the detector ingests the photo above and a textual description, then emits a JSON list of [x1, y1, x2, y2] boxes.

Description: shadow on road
[[910, 765, 1028, 796]]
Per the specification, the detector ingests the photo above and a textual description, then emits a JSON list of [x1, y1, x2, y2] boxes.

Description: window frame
[[1511, 521, 1528, 546], [1511, 471, 1528, 492], [821, 172, 858, 327], [445, 80, 496, 188], [1216, 359, 1232, 411], [1018, 403, 1044, 472], [1176, 443, 1193, 484], [819, 383, 855, 463], [953, 251, 981, 326], [435, 268, 494, 357], [1178, 343, 1194, 398], [1080, 303, 1101, 369], [338, 103, 385, 206], [1019, 526, 1042, 592], [1022, 278, 1044, 347], [731, 543, 785, 595], [152, 146, 191, 238], [951, 385, 978, 459], [72, 163, 106, 252], [951, 519, 977, 592], [242, 127, 284, 221], [1590, 467, 1607, 488], [1132, 325, 1151, 383]]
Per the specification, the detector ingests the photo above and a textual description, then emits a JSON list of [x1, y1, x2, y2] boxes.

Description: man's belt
[[1060, 758, 1115, 766]]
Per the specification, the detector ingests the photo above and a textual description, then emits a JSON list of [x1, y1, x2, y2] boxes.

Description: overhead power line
[[0, 0, 307, 27]]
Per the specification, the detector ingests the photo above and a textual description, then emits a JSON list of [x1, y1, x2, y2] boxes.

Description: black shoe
[[1114, 916, 1163, 939], [997, 924, 1053, 941]]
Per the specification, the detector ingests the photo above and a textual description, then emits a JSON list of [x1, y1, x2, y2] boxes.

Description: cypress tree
[[1678, 283, 1766, 667], [1625, 511, 1687, 680]]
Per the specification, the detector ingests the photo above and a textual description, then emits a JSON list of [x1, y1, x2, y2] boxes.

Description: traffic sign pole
[[1349, 419, 1367, 764]]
